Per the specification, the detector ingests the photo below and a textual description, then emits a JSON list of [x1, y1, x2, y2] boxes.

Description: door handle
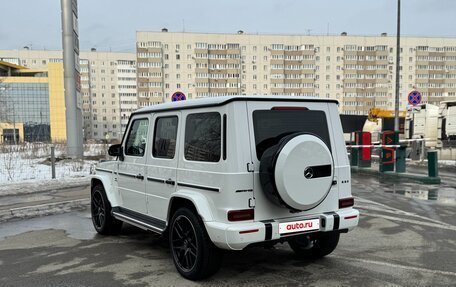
[[136, 174, 144, 180], [165, 178, 175, 185]]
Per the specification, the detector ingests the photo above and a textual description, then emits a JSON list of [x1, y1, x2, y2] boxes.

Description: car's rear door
[[246, 100, 338, 221], [145, 112, 180, 222]]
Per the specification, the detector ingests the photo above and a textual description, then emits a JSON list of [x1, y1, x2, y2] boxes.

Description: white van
[[91, 96, 359, 280]]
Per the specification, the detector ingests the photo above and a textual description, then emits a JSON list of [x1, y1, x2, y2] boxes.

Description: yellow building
[[0, 61, 66, 142]]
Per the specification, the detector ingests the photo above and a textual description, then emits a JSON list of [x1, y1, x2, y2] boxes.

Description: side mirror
[[108, 144, 124, 160]]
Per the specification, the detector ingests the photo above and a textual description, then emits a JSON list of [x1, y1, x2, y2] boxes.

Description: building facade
[[0, 61, 66, 143], [0, 49, 137, 141], [136, 31, 456, 115]]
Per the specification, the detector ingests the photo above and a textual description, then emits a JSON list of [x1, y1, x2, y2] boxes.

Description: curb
[[0, 198, 90, 223], [351, 167, 441, 184], [0, 180, 90, 197]]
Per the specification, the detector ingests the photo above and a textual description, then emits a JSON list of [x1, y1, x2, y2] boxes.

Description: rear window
[[252, 110, 331, 160]]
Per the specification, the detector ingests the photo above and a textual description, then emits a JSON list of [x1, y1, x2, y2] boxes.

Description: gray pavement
[[0, 171, 455, 286], [0, 184, 89, 222]]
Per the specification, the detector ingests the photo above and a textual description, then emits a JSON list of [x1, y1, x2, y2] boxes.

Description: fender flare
[[168, 189, 215, 222], [90, 174, 120, 207]]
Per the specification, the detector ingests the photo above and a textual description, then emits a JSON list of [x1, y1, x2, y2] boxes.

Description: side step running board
[[111, 207, 166, 234]]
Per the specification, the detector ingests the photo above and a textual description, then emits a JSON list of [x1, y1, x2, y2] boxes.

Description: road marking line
[[331, 255, 456, 277], [355, 196, 454, 227], [361, 212, 456, 231], [356, 204, 455, 227]]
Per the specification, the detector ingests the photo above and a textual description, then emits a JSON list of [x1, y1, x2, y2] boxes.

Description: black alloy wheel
[[171, 214, 198, 272], [91, 184, 122, 235], [91, 189, 106, 230], [169, 207, 222, 280]]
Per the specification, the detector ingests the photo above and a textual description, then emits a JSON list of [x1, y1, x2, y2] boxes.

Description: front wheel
[[169, 207, 222, 280], [288, 231, 340, 259], [91, 184, 122, 235]]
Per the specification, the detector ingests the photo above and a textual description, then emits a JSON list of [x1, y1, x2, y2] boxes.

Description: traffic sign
[[408, 90, 422, 106], [171, 91, 186, 102]]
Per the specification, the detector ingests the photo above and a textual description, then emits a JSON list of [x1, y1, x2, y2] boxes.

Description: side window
[[153, 116, 178, 159], [125, 118, 149, 157], [184, 112, 221, 162]]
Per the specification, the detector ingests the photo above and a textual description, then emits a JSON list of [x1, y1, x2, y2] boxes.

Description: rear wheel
[[288, 232, 340, 259], [91, 184, 122, 235], [170, 207, 222, 280]]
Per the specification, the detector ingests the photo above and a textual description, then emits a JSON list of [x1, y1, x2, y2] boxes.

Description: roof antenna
[[182, 19, 185, 32]]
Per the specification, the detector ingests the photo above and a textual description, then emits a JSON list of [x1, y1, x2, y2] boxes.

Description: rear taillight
[[227, 209, 254, 221], [339, 197, 354, 209]]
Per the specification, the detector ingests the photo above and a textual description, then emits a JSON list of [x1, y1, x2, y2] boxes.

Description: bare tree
[[1, 145, 19, 181]]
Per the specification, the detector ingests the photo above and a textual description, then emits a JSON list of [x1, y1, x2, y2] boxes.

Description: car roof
[[134, 95, 338, 115]]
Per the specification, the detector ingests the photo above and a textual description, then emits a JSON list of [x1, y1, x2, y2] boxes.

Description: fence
[[0, 143, 109, 183]]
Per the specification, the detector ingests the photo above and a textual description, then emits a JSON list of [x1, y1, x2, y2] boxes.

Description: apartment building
[[136, 30, 456, 115], [0, 49, 137, 141]]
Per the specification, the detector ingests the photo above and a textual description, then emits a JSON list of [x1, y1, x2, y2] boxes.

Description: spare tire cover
[[259, 133, 334, 211]]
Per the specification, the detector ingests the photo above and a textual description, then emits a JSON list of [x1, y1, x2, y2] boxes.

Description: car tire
[[169, 207, 222, 280], [288, 231, 340, 259], [91, 184, 123, 235]]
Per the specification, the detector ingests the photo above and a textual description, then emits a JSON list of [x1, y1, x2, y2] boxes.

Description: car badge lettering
[[286, 222, 313, 230]]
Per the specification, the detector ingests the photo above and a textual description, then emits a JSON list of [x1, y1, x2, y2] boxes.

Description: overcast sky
[[1, 0, 455, 52]]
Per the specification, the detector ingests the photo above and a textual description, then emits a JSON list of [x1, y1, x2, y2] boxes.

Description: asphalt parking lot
[[0, 172, 455, 287]]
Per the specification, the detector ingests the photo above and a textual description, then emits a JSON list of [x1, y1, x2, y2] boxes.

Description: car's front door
[[145, 112, 180, 221], [117, 116, 150, 214]]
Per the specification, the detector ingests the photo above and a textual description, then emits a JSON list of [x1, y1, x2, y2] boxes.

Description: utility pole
[[394, 0, 401, 135], [61, 0, 83, 157]]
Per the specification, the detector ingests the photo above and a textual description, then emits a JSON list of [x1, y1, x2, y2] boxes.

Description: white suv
[[91, 96, 359, 280]]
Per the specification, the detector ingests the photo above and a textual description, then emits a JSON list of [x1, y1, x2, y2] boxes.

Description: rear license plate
[[279, 218, 320, 235]]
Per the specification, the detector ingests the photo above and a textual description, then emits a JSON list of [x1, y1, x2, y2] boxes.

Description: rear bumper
[[205, 208, 359, 250]]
